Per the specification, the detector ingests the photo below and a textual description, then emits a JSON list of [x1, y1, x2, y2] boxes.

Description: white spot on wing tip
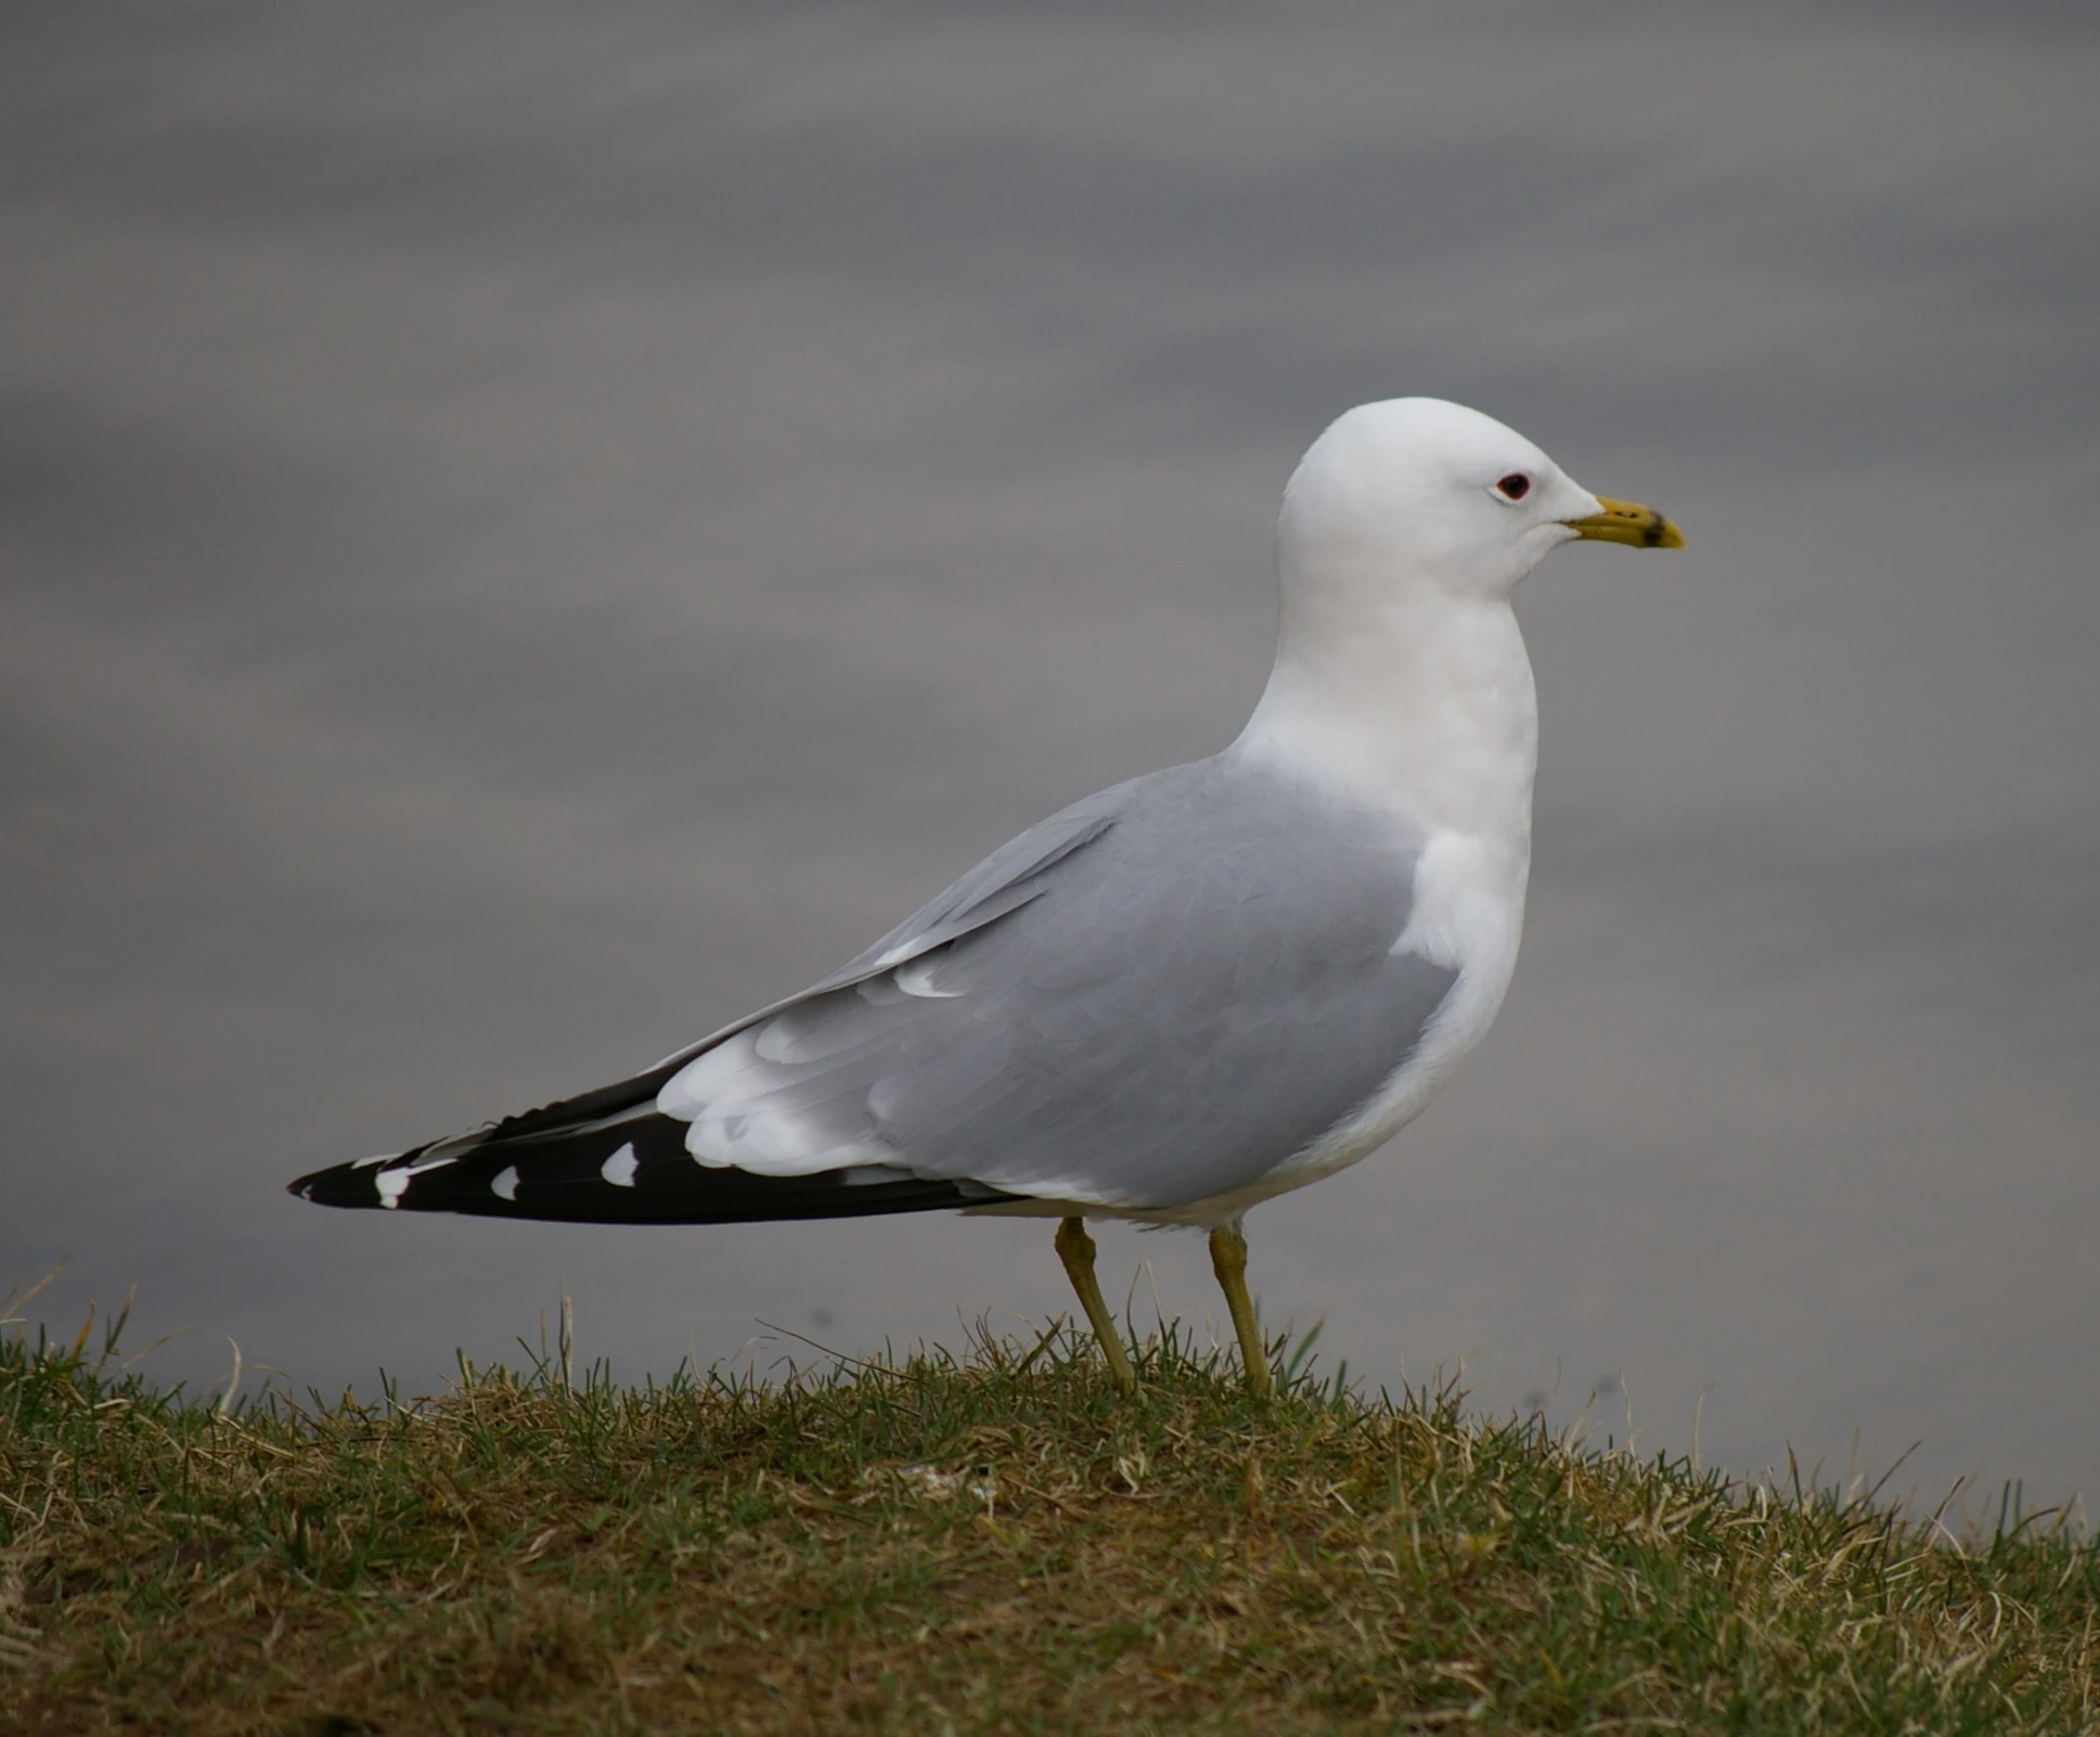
[[600, 1143, 640, 1187], [375, 1154, 459, 1209], [490, 1165, 520, 1202]]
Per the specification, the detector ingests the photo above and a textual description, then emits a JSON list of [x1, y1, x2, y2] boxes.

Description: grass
[[2, 1294, 2096, 1735]]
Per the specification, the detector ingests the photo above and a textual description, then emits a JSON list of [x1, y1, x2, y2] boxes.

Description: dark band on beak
[[1567, 496, 1686, 550]]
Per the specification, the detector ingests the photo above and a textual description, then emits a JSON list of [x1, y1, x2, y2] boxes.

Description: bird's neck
[[1231, 572, 1539, 853]]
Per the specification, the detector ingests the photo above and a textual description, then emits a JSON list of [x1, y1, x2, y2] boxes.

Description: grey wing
[[658, 757, 1459, 1211]]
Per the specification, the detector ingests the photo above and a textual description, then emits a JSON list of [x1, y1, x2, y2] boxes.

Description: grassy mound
[[2, 1307, 2095, 1734]]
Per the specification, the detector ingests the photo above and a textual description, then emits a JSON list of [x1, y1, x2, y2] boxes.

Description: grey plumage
[[662, 750, 1458, 1210]]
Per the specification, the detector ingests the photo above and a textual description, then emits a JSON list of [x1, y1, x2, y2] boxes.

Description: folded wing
[[290, 755, 1459, 1221], [662, 756, 1457, 1209]]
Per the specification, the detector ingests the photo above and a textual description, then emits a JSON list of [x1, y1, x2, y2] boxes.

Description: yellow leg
[[1055, 1216, 1136, 1395], [1209, 1224, 1271, 1399]]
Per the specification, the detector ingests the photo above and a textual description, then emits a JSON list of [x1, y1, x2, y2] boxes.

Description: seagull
[[289, 398, 1682, 1396]]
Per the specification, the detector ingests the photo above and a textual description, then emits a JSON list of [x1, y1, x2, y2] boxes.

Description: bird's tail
[[287, 1065, 1008, 1225]]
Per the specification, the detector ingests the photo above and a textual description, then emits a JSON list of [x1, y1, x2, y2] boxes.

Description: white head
[[1276, 397, 1681, 606], [1240, 396, 1682, 821]]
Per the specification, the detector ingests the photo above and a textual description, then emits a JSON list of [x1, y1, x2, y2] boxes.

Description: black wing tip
[[286, 1161, 383, 1210], [285, 1130, 1017, 1225]]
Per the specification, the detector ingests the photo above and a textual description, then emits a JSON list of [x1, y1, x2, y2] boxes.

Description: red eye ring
[[1496, 473, 1531, 500]]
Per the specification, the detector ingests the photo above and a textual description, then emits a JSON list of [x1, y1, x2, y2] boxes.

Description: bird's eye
[[1495, 473, 1531, 501]]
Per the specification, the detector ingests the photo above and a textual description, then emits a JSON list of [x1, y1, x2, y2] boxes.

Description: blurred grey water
[[4, 3, 2096, 1512]]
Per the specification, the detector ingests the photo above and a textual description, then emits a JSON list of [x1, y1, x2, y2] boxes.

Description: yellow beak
[[1566, 495, 1686, 550]]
